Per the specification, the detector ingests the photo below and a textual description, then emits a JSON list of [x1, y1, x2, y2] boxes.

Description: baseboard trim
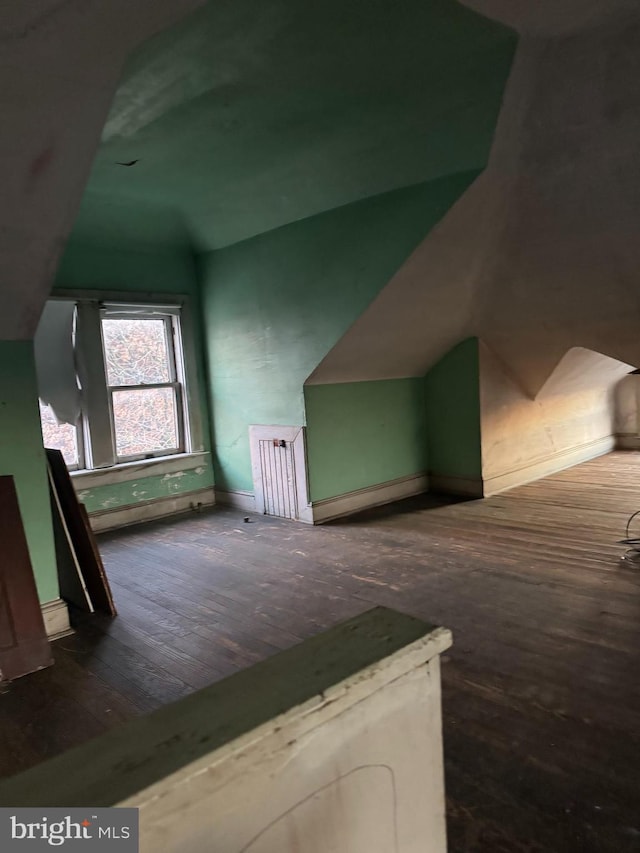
[[88, 488, 216, 533], [483, 435, 615, 496], [311, 473, 429, 524], [214, 488, 257, 513], [41, 598, 73, 641], [429, 473, 484, 499], [616, 434, 640, 450]]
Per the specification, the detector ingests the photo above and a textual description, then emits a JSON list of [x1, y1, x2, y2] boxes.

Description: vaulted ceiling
[[70, 0, 516, 252]]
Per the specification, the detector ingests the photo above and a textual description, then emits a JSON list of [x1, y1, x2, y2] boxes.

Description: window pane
[[39, 401, 79, 467], [102, 318, 171, 386], [113, 388, 178, 457]]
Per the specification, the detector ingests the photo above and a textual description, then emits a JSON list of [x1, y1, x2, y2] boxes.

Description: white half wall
[[0, 608, 452, 853]]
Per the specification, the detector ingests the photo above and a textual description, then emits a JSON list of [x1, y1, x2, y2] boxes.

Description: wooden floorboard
[[3, 450, 640, 851]]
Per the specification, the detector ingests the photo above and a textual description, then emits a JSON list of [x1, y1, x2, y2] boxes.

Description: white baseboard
[[214, 488, 257, 513], [483, 434, 615, 496], [41, 598, 73, 640], [88, 488, 216, 533], [215, 488, 315, 523], [616, 434, 640, 450], [429, 473, 484, 498], [311, 473, 429, 524]]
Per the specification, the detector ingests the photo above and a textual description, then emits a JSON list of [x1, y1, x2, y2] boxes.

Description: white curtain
[[34, 301, 81, 426]]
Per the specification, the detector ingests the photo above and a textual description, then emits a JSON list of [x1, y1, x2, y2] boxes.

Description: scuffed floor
[[2, 452, 640, 852]]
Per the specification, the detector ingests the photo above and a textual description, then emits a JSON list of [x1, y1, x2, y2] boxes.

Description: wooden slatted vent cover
[[258, 438, 298, 519]]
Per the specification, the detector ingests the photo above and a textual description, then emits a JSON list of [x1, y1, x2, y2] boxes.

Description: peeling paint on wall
[[79, 467, 213, 514], [53, 238, 216, 518], [98, 497, 120, 509]]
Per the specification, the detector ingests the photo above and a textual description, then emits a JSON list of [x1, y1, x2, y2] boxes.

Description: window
[[36, 296, 200, 471], [102, 314, 183, 460]]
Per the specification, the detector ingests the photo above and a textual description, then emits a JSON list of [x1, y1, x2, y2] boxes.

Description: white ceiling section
[[0, 0, 204, 341], [309, 11, 640, 398], [460, 0, 638, 35]]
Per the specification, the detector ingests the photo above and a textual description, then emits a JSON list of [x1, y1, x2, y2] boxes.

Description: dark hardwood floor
[[2, 451, 640, 851]]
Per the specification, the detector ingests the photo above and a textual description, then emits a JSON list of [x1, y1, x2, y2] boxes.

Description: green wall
[[55, 240, 196, 296], [424, 338, 482, 479], [201, 172, 479, 492], [52, 238, 215, 511], [76, 467, 214, 513], [305, 379, 426, 502], [48, 0, 515, 516], [0, 341, 59, 603]]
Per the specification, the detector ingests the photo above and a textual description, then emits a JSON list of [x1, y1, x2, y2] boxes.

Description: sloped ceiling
[[461, 0, 638, 35], [70, 0, 516, 251], [309, 14, 640, 396], [0, 0, 205, 339]]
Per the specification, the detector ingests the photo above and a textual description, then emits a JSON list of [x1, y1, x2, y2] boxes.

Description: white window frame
[[102, 307, 185, 462], [46, 291, 205, 473]]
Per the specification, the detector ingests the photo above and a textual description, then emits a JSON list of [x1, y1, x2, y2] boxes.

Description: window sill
[[70, 451, 210, 490]]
